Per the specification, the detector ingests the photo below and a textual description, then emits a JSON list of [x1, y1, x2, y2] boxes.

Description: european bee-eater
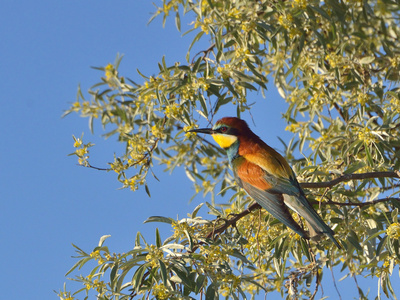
[[189, 117, 341, 249]]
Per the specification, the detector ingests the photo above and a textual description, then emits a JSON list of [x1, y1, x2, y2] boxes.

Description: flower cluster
[[145, 245, 164, 268], [104, 63, 120, 88], [357, 127, 379, 145], [72, 135, 93, 166], [199, 245, 229, 266], [172, 220, 195, 239], [278, 14, 293, 30], [194, 16, 213, 34], [183, 124, 198, 139], [165, 103, 183, 119], [123, 175, 145, 191], [89, 249, 112, 265], [357, 93, 370, 106], [85, 277, 106, 293], [191, 77, 209, 91], [389, 97, 400, 114], [285, 123, 300, 133], [220, 274, 241, 297], [127, 135, 149, 162], [151, 124, 166, 139], [386, 223, 400, 239], [152, 283, 170, 300]]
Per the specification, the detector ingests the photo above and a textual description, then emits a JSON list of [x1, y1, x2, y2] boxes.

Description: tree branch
[[190, 203, 262, 252], [205, 202, 262, 240], [313, 197, 400, 207], [300, 171, 400, 189]]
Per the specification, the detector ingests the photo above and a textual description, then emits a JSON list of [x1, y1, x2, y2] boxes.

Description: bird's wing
[[237, 153, 341, 248], [233, 159, 308, 238]]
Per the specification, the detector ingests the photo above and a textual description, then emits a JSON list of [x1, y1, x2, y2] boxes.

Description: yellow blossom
[[292, 0, 307, 9], [105, 64, 114, 80], [151, 125, 166, 139], [165, 103, 182, 118], [90, 250, 100, 258], [184, 124, 198, 139], [278, 14, 293, 29], [73, 137, 82, 148], [285, 123, 300, 132], [357, 127, 378, 144], [325, 52, 341, 68], [104, 63, 119, 88], [228, 8, 240, 19], [172, 220, 195, 239], [390, 56, 400, 68], [75, 147, 88, 157], [357, 93, 369, 106], [241, 21, 255, 32], [123, 175, 145, 191], [152, 283, 170, 300], [387, 223, 400, 239], [145, 245, 164, 268], [389, 97, 400, 113]]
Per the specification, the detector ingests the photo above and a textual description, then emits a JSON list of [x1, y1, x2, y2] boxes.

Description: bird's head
[[188, 117, 250, 149]]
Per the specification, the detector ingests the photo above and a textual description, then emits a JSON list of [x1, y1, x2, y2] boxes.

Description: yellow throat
[[212, 133, 238, 149]]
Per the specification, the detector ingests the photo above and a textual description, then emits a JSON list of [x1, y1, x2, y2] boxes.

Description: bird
[[188, 117, 341, 249]]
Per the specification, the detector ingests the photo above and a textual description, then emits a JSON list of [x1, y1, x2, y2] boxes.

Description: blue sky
[[1, 1, 398, 299]]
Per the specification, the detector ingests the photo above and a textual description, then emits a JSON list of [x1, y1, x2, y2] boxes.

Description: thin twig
[[79, 163, 109, 171], [191, 43, 216, 64]]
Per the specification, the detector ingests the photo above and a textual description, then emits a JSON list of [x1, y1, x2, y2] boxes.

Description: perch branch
[[313, 197, 400, 207], [300, 171, 400, 189]]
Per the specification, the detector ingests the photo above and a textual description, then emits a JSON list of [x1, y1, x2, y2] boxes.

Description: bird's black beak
[[187, 128, 215, 135]]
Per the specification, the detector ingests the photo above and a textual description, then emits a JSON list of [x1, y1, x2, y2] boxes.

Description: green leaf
[[206, 283, 217, 300], [184, 229, 194, 250], [171, 262, 194, 289], [132, 263, 149, 292], [186, 31, 204, 62], [205, 202, 221, 216], [98, 235, 111, 247], [145, 183, 151, 197], [237, 81, 258, 91], [158, 259, 168, 286], [191, 203, 204, 218], [198, 93, 208, 117], [109, 262, 119, 289], [347, 236, 362, 251], [359, 56, 375, 64], [230, 249, 251, 264], [144, 216, 174, 224], [309, 5, 331, 20], [175, 11, 181, 32], [155, 228, 162, 248]]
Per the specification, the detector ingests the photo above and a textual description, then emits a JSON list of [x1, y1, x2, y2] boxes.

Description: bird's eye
[[220, 126, 228, 133]]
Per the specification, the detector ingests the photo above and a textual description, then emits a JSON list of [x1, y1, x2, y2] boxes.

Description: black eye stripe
[[217, 126, 238, 135]]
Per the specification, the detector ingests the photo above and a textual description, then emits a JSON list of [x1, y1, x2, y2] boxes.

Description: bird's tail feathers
[[284, 195, 342, 249]]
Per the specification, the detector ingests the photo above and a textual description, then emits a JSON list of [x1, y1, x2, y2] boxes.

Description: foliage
[[60, 0, 400, 299]]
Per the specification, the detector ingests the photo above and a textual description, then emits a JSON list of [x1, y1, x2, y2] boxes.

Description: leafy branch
[[195, 171, 400, 247]]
